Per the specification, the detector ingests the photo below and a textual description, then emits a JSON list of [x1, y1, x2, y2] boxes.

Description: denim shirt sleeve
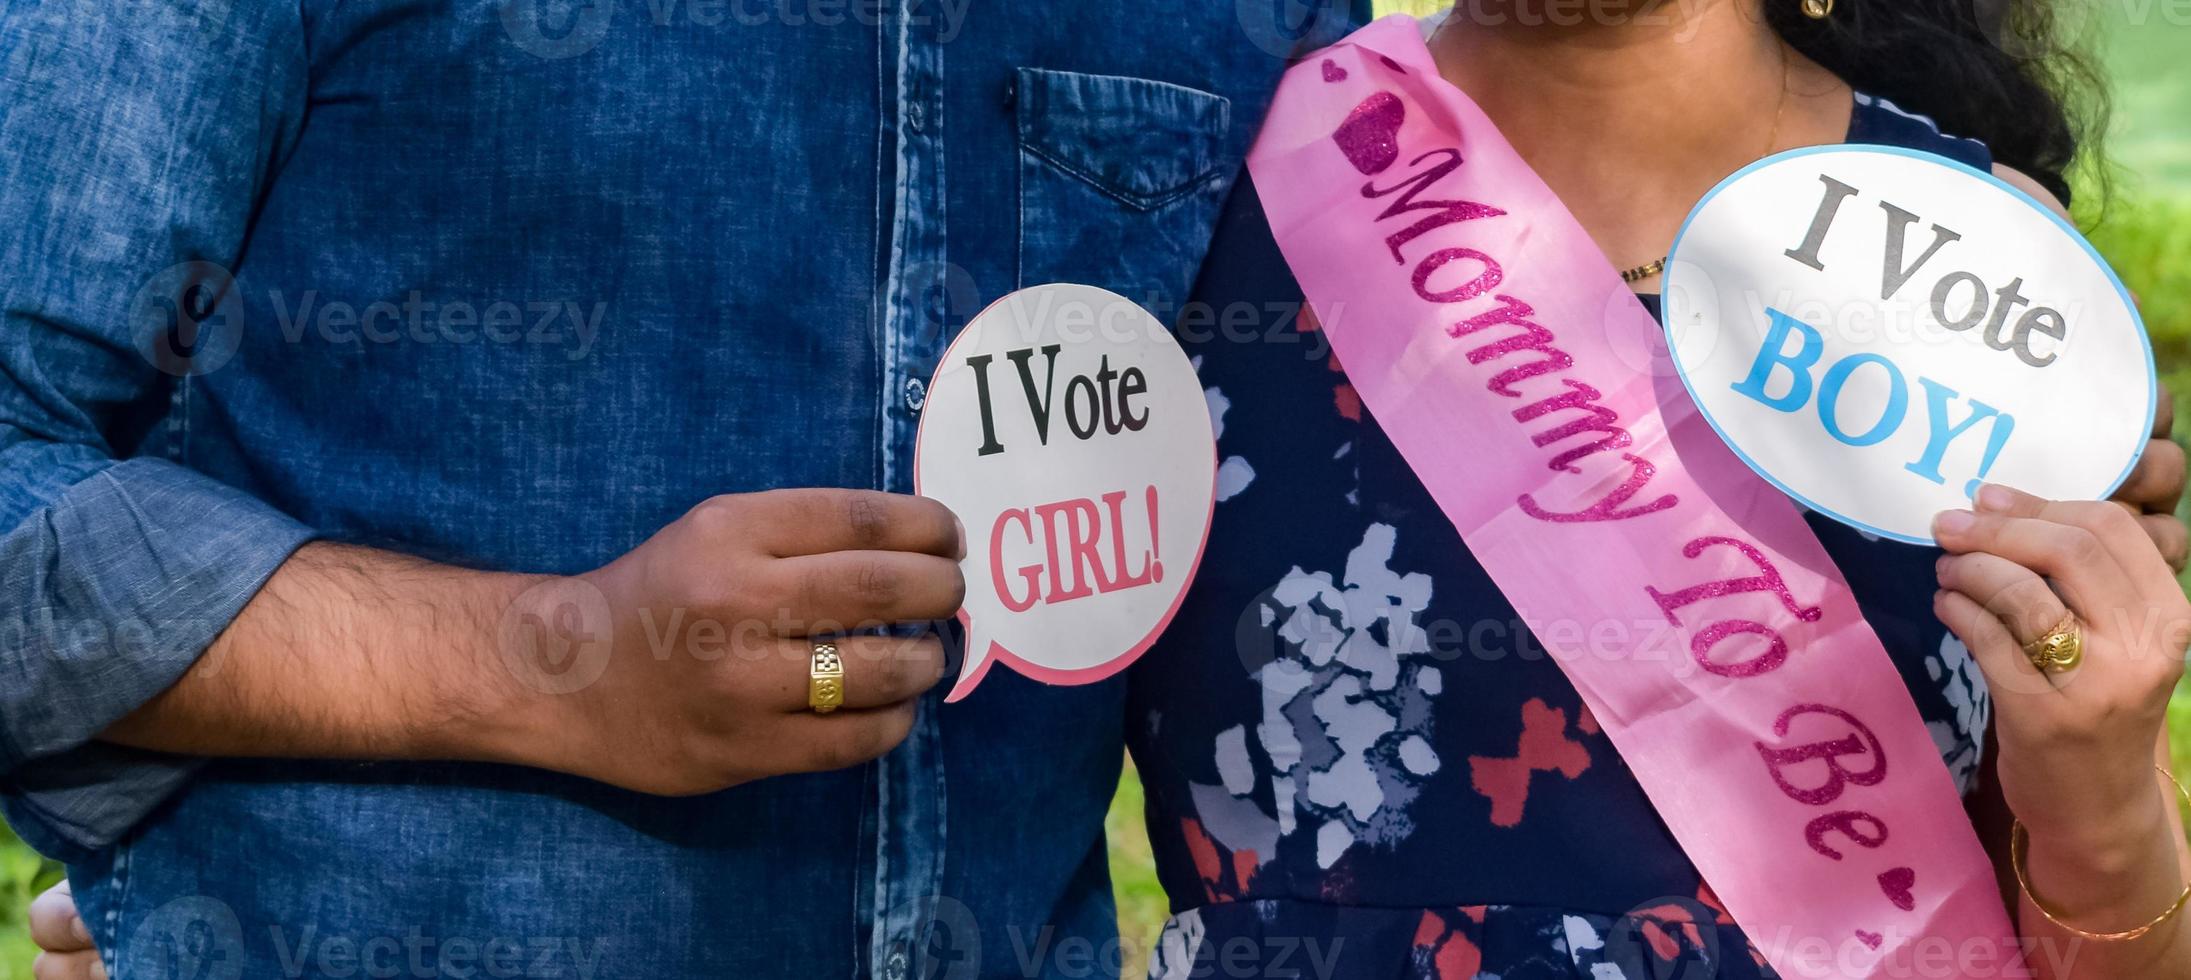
[[0, 0, 314, 858]]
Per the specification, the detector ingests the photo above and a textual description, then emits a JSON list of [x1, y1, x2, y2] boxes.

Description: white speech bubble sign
[[914, 283, 1216, 701], [1663, 146, 2154, 544]]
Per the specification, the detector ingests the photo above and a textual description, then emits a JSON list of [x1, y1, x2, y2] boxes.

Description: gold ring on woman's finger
[[2022, 613, 2083, 673], [809, 642, 846, 714]]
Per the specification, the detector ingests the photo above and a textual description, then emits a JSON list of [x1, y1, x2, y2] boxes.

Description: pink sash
[[1246, 16, 2023, 978]]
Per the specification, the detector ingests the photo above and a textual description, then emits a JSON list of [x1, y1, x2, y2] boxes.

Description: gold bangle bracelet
[[2011, 764, 2191, 943]]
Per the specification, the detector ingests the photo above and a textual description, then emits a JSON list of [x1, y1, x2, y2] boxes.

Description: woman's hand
[[28, 880, 103, 980], [1932, 485, 2186, 855], [2110, 387, 2187, 572]]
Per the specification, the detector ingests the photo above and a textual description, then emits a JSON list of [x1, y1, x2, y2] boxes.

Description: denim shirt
[[0, 2, 1358, 976]]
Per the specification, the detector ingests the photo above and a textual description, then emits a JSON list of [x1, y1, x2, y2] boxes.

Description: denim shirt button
[[903, 376, 926, 411], [884, 943, 910, 980], [906, 100, 928, 133]]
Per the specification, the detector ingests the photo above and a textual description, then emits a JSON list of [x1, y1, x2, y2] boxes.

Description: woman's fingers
[[1933, 589, 2053, 698], [27, 882, 90, 954], [1935, 553, 2072, 697], [1936, 551, 2072, 649], [1937, 487, 2191, 705], [2111, 437, 2186, 516], [1935, 507, 2137, 617], [2141, 513, 2190, 574], [1971, 484, 2175, 589], [31, 952, 105, 980]]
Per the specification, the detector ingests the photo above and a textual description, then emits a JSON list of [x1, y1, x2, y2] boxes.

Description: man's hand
[[488, 489, 966, 795], [29, 881, 101, 980], [101, 489, 965, 796]]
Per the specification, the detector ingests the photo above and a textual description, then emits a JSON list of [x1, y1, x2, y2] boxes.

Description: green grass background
[[2, 5, 2185, 979]]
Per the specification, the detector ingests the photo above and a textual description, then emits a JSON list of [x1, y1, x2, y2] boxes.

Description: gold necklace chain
[[1620, 40, 1792, 285]]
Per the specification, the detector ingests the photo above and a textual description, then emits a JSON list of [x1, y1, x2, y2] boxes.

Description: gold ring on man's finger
[[809, 642, 846, 713]]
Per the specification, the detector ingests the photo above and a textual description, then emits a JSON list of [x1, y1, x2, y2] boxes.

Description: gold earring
[[1801, 0, 1834, 19]]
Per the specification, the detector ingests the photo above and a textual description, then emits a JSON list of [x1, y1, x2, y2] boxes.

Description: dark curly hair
[[1763, 0, 2108, 205]]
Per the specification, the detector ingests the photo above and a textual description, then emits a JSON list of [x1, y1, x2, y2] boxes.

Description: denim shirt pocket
[[1014, 68, 1233, 306]]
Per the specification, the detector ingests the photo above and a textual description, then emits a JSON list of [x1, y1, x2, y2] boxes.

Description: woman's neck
[[1425, 0, 1850, 279]]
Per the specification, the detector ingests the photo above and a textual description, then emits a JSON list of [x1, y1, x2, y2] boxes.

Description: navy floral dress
[[1126, 92, 1998, 980]]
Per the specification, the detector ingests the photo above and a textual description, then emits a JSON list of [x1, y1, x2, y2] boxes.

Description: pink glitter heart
[[1332, 92, 1404, 175], [1321, 59, 1347, 82], [1877, 866, 1916, 911], [1855, 930, 1884, 950]]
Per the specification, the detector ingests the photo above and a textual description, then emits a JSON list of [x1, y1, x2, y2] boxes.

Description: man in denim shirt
[[0, 2, 1360, 976]]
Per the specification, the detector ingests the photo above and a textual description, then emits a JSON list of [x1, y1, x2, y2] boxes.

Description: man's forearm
[[94, 488, 965, 797], [100, 541, 551, 764]]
